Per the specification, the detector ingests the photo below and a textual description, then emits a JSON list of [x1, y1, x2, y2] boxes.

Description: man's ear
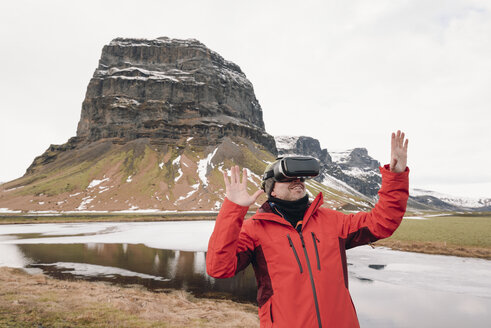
[[271, 190, 276, 197]]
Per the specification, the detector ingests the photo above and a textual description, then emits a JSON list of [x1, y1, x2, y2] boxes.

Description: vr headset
[[263, 156, 320, 182]]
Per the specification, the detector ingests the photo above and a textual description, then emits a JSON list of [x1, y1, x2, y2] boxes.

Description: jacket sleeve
[[337, 164, 409, 249], [206, 198, 255, 278]]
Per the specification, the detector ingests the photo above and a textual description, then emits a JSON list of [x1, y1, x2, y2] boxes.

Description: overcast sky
[[1, 0, 490, 198]]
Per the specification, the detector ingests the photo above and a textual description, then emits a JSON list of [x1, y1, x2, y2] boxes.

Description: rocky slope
[[0, 37, 372, 213]]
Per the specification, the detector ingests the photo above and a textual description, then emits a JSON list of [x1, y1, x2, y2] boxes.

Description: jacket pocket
[[312, 232, 321, 271], [287, 234, 303, 274], [258, 298, 274, 327]]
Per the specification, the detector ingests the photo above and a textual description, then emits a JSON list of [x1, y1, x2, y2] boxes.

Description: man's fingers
[[392, 130, 407, 149], [230, 165, 237, 184], [404, 138, 409, 151], [235, 165, 241, 185], [252, 189, 264, 201], [223, 171, 230, 188]]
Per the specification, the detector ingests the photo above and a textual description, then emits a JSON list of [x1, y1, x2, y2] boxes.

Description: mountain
[[275, 136, 381, 197], [1, 37, 486, 214], [0, 37, 372, 213], [275, 135, 491, 212], [409, 189, 491, 212]]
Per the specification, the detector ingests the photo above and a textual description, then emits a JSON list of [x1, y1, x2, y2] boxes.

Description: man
[[206, 131, 409, 328]]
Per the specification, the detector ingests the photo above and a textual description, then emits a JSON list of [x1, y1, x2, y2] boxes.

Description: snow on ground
[[0, 221, 215, 252], [0, 208, 21, 213], [98, 185, 110, 193], [244, 168, 261, 187], [159, 162, 164, 169], [174, 168, 183, 182], [4, 186, 24, 191], [172, 155, 181, 166], [77, 196, 94, 210], [347, 245, 491, 298], [197, 148, 218, 187], [175, 183, 200, 203], [87, 178, 109, 189], [126, 176, 132, 183]]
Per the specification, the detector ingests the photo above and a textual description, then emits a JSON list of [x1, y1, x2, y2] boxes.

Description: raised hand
[[390, 130, 409, 173], [223, 165, 264, 207]]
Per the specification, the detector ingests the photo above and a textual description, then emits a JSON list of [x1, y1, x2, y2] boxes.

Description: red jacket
[[207, 165, 409, 327]]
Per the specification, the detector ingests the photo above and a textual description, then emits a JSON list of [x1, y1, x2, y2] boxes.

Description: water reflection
[[1, 222, 491, 328], [17, 243, 258, 303]]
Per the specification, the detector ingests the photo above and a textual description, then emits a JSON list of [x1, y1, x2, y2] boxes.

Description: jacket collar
[[252, 193, 324, 229]]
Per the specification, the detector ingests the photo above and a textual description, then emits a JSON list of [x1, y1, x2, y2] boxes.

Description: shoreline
[[1, 215, 490, 260], [0, 267, 259, 328]]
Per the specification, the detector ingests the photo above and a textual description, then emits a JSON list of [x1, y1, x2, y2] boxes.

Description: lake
[[1, 221, 490, 327]]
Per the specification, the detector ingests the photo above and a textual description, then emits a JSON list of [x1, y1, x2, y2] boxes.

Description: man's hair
[[263, 178, 275, 197]]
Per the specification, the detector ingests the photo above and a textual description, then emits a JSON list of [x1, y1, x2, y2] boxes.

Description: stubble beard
[[286, 183, 306, 201]]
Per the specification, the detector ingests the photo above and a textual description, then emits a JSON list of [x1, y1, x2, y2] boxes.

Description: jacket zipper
[[287, 234, 303, 274], [270, 302, 274, 323], [311, 232, 321, 271], [299, 231, 322, 328]]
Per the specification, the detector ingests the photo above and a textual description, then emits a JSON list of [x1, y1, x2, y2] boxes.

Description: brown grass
[[373, 239, 491, 259], [0, 267, 259, 328], [0, 215, 217, 225]]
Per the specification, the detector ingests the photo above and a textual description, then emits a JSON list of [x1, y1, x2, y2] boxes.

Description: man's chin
[[291, 190, 306, 199]]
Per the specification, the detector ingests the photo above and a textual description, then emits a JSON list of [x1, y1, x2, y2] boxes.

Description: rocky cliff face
[[275, 136, 381, 197], [2, 37, 486, 213], [328, 148, 382, 197], [76, 37, 276, 153], [0, 37, 283, 212]]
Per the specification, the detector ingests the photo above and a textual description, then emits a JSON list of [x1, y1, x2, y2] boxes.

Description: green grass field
[[390, 215, 491, 248], [376, 214, 491, 258]]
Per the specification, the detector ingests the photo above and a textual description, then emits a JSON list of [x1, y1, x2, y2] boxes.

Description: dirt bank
[[373, 240, 491, 260], [0, 267, 259, 328]]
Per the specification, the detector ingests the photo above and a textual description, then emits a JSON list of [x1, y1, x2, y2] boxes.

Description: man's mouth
[[289, 183, 304, 191]]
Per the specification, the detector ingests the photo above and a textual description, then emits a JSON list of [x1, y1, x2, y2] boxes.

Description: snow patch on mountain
[[274, 136, 299, 151], [342, 167, 380, 179], [87, 178, 109, 189], [197, 148, 218, 188], [321, 175, 368, 198], [410, 188, 491, 209], [176, 183, 200, 203]]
